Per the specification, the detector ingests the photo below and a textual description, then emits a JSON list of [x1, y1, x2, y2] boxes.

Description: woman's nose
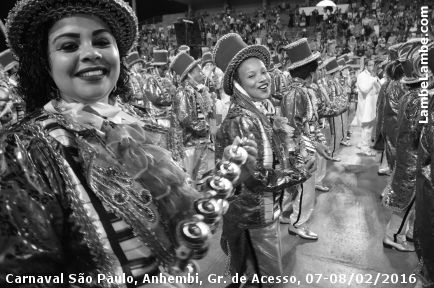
[[81, 45, 102, 61]]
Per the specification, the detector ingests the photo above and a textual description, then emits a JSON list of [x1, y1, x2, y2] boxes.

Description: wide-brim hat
[[284, 38, 320, 70], [213, 33, 270, 95], [6, 0, 138, 59], [324, 57, 340, 74], [126, 51, 144, 67], [152, 50, 169, 66], [0, 49, 18, 72], [169, 51, 201, 81], [201, 51, 214, 66]]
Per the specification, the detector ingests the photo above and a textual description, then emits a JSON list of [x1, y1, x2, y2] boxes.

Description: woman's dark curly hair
[[17, 20, 132, 113]]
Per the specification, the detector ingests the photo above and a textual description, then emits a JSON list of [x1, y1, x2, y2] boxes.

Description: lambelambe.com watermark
[[419, 5, 430, 124]]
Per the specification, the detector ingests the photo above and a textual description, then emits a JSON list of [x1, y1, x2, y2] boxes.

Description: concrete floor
[[187, 126, 418, 288]]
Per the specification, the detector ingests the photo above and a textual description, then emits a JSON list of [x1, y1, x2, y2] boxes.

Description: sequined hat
[[169, 51, 201, 81], [323, 57, 340, 74], [6, 0, 138, 59], [152, 50, 169, 66], [0, 49, 18, 71], [284, 38, 320, 70], [201, 52, 214, 66], [213, 33, 270, 95], [126, 51, 144, 67]]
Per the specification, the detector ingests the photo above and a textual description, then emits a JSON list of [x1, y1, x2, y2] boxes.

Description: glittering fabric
[[0, 109, 201, 284], [415, 95, 434, 286], [373, 78, 390, 150], [382, 80, 406, 169], [215, 85, 306, 229], [383, 88, 431, 211]]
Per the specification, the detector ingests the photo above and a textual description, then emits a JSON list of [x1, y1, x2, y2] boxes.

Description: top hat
[[337, 58, 348, 70], [213, 33, 270, 95], [6, 0, 138, 59], [126, 51, 144, 67], [284, 38, 320, 70], [0, 49, 18, 72], [201, 52, 214, 66], [152, 50, 169, 66], [169, 51, 201, 81], [178, 45, 190, 53], [323, 57, 340, 74]]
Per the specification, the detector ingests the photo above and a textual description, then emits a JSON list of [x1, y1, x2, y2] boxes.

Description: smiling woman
[[47, 15, 121, 104], [213, 33, 307, 287], [0, 1, 253, 287]]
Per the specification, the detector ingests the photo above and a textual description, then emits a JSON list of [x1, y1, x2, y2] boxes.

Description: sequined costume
[[0, 74, 24, 130], [216, 86, 308, 275], [0, 101, 214, 287], [383, 87, 430, 211], [382, 80, 406, 169], [415, 94, 434, 287], [173, 82, 214, 181]]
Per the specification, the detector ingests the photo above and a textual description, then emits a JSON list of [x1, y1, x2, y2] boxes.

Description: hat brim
[[326, 67, 341, 74], [180, 59, 201, 81], [401, 77, 421, 84], [128, 59, 145, 67], [223, 45, 270, 95], [288, 51, 321, 70], [6, 0, 138, 58], [4, 61, 18, 71], [152, 62, 168, 66]]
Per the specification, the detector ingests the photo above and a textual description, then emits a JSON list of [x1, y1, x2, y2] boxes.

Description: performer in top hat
[[0, 49, 23, 130], [281, 38, 328, 240], [214, 33, 306, 287], [415, 40, 434, 288], [382, 39, 428, 252], [170, 51, 215, 182], [0, 0, 255, 285]]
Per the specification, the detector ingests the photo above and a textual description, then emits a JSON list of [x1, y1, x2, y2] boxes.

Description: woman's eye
[[59, 42, 78, 51], [94, 39, 111, 47]]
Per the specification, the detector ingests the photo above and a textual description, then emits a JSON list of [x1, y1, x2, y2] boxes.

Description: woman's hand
[[222, 135, 258, 181]]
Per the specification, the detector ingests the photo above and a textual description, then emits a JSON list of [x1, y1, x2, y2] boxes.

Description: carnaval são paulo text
[[5, 273, 202, 285]]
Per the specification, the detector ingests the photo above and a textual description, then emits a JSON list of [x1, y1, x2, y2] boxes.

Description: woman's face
[[48, 15, 120, 104], [237, 57, 271, 101]]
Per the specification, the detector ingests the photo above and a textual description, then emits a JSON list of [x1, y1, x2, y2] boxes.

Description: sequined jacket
[[215, 87, 307, 229], [281, 77, 315, 138], [0, 110, 201, 287], [415, 92, 434, 284], [384, 87, 431, 211], [173, 82, 213, 146], [383, 80, 406, 168]]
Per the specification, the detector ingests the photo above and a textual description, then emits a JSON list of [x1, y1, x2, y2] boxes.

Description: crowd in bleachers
[[138, 0, 433, 63]]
